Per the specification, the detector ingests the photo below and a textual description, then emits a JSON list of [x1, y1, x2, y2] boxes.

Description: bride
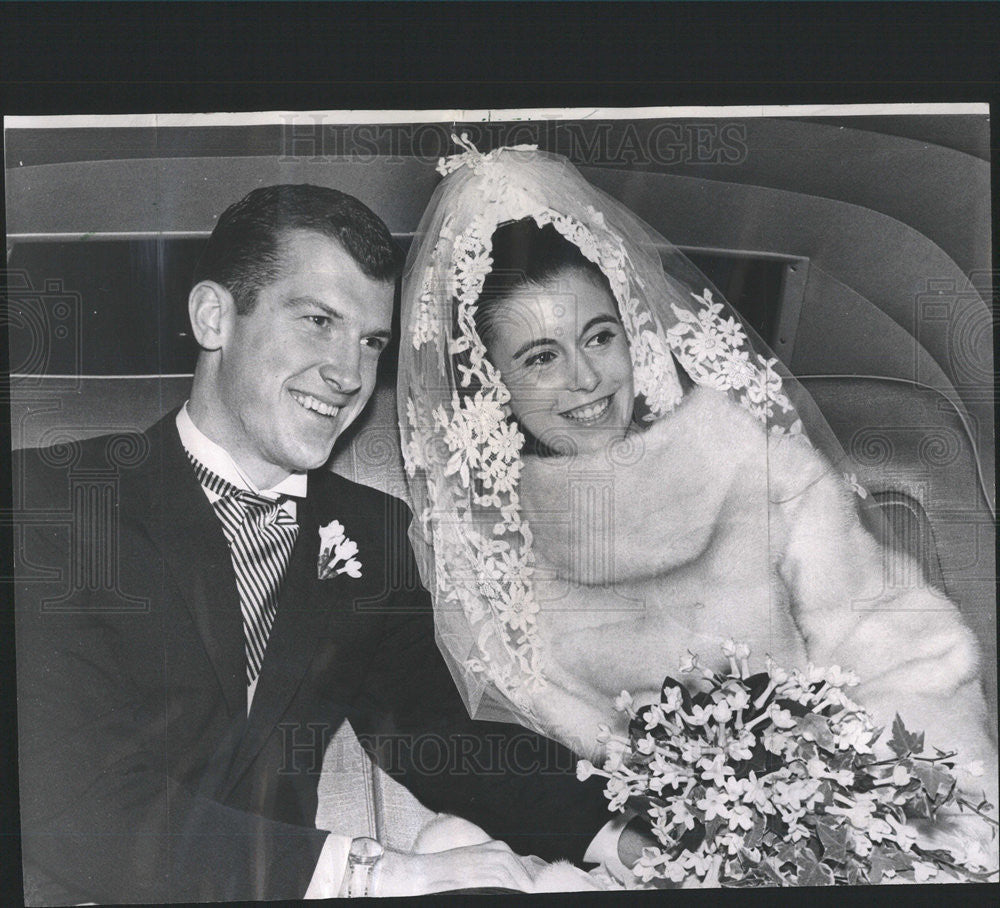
[[397, 141, 997, 869]]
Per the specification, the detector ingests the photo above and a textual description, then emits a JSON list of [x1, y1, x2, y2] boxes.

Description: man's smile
[[290, 390, 343, 419]]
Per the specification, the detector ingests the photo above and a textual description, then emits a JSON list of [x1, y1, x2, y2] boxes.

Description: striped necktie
[[188, 454, 300, 685]]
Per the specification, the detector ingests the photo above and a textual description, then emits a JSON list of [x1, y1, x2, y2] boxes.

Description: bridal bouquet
[[577, 642, 998, 886]]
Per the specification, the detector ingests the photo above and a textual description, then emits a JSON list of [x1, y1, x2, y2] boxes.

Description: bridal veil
[[397, 138, 876, 733]]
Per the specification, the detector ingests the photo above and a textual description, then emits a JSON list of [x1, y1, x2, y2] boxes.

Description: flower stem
[[955, 797, 1000, 828]]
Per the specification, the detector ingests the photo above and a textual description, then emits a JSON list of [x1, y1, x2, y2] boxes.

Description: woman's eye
[[586, 329, 617, 347], [306, 315, 331, 328], [362, 336, 387, 352], [524, 350, 556, 368]]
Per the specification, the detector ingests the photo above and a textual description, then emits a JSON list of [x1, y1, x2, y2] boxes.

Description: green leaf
[[891, 850, 915, 872], [815, 816, 850, 864], [869, 846, 894, 884], [903, 791, 932, 819], [794, 739, 819, 764], [744, 813, 767, 849], [827, 749, 856, 771], [761, 859, 789, 886], [795, 851, 836, 886], [704, 815, 726, 844], [845, 859, 867, 885], [774, 841, 799, 867], [888, 714, 924, 758], [911, 761, 955, 802], [796, 713, 836, 750]]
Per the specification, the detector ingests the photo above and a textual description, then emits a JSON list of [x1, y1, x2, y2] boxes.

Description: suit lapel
[[132, 415, 246, 716]]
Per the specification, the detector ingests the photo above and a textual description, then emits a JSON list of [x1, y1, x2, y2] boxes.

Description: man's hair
[[193, 184, 403, 314]]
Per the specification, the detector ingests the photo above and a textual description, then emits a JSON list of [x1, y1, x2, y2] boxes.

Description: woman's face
[[483, 268, 635, 455]]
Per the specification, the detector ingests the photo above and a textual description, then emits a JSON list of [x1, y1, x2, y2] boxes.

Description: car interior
[[7, 112, 995, 862]]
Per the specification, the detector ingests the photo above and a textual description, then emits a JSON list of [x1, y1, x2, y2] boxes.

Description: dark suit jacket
[[14, 412, 609, 904]]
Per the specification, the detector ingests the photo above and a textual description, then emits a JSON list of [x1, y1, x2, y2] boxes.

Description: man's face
[[209, 229, 394, 486]]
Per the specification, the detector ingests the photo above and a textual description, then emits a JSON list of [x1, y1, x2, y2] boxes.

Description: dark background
[[3, 4, 999, 905]]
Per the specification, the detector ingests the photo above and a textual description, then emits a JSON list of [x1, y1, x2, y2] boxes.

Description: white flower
[[317, 521, 363, 580], [660, 685, 685, 714], [682, 848, 716, 878], [741, 772, 775, 814], [669, 800, 697, 831], [843, 473, 869, 499], [716, 831, 746, 856], [338, 559, 362, 579], [886, 816, 918, 852], [318, 519, 345, 549], [697, 787, 731, 822], [614, 690, 635, 715], [680, 739, 706, 764], [830, 768, 855, 787], [643, 704, 668, 730], [333, 537, 359, 561], [698, 754, 735, 786], [866, 817, 893, 843], [719, 350, 757, 390], [850, 831, 874, 857], [830, 796, 877, 830], [633, 847, 668, 883], [679, 650, 700, 674], [764, 655, 789, 684], [721, 776, 748, 801], [726, 731, 755, 762], [605, 776, 631, 812], [833, 713, 875, 754], [711, 701, 734, 724], [767, 704, 797, 729], [728, 803, 755, 832], [823, 664, 861, 688], [763, 728, 791, 756], [576, 759, 596, 781], [636, 734, 657, 755], [806, 758, 828, 779], [719, 682, 750, 712]]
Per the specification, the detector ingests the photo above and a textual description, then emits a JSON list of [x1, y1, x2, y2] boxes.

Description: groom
[[13, 185, 615, 903]]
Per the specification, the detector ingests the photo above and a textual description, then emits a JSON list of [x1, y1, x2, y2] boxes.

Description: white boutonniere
[[317, 520, 362, 580]]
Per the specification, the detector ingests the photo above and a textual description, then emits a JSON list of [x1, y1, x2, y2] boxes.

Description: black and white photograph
[[5, 104, 997, 901]]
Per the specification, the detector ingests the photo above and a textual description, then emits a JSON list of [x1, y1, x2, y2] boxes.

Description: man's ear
[[188, 281, 235, 351]]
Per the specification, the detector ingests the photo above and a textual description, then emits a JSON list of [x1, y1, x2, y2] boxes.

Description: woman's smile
[[559, 394, 613, 424]]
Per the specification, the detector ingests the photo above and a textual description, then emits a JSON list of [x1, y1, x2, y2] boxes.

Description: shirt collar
[[176, 402, 309, 500]]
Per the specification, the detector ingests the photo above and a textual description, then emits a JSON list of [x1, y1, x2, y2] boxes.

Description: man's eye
[[363, 336, 388, 352], [306, 315, 331, 328], [524, 350, 556, 368]]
